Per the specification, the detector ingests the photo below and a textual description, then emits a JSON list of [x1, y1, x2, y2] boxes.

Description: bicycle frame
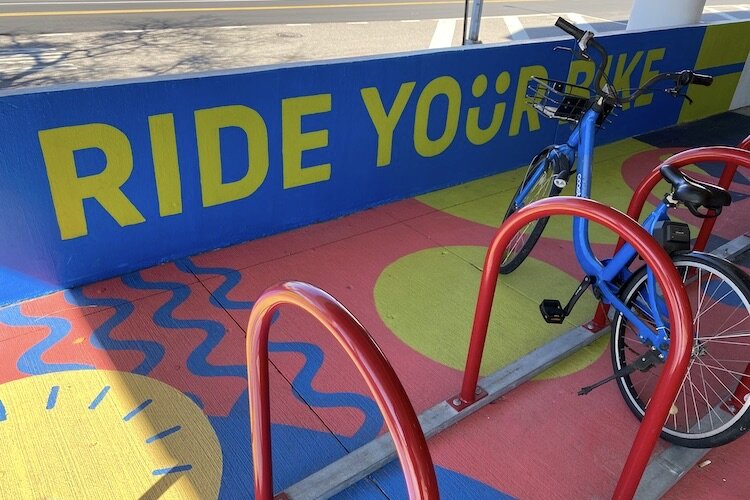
[[515, 104, 672, 352]]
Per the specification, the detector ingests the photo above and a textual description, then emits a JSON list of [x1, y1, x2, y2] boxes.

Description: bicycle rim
[[500, 154, 560, 274], [612, 253, 750, 447]]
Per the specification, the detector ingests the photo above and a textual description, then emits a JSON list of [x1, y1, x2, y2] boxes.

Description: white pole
[[627, 0, 707, 30], [466, 0, 484, 44]]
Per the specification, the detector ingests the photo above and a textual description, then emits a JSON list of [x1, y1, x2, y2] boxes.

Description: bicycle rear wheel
[[499, 148, 565, 274], [611, 252, 750, 448]]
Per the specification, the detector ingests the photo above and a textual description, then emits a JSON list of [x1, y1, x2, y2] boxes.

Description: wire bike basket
[[526, 76, 617, 126], [526, 77, 593, 123]]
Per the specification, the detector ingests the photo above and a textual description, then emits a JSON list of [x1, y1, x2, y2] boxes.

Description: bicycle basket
[[526, 77, 592, 123]]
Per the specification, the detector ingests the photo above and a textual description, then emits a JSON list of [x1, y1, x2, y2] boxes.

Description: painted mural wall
[[1, 21, 749, 305]]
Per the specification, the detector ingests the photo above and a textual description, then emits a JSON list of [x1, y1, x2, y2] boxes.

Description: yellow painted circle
[[375, 247, 606, 379], [416, 138, 658, 244], [0, 370, 222, 499]]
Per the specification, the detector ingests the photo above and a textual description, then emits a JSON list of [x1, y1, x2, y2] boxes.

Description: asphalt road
[[0, 0, 636, 34], [0, 0, 747, 89]]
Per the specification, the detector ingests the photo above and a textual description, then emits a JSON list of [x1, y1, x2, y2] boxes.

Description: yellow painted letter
[[282, 94, 332, 189], [361, 82, 416, 167], [195, 105, 269, 207], [414, 76, 461, 157], [466, 73, 509, 146], [38, 123, 144, 240], [566, 60, 595, 96], [149, 113, 182, 216], [510, 65, 546, 136], [636, 48, 665, 107], [612, 51, 643, 110]]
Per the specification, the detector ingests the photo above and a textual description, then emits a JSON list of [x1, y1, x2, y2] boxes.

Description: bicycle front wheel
[[611, 252, 750, 448], [499, 148, 564, 275]]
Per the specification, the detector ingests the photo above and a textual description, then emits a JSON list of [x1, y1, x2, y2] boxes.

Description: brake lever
[[665, 87, 694, 105]]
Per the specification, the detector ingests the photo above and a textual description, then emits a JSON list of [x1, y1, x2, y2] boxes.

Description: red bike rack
[[246, 198, 694, 499], [245, 281, 439, 500], [589, 144, 750, 331], [620, 146, 750, 254], [456, 197, 693, 500]]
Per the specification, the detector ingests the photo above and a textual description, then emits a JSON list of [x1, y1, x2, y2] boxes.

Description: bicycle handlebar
[[554, 17, 713, 105], [688, 72, 713, 86], [555, 17, 585, 40], [554, 17, 612, 103], [623, 70, 713, 104]]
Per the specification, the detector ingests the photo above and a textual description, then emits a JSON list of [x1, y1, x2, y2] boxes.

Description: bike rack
[[245, 281, 439, 499], [252, 197, 693, 499], [584, 144, 750, 497], [590, 145, 750, 331], [455, 197, 693, 499], [621, 146, 750, 255]]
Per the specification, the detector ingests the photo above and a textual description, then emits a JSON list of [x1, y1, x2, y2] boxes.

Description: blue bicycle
[[501, 18, 750, 448]]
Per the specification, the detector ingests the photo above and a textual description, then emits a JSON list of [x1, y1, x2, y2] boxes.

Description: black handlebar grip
[[692, 73, 713, 86], [555, 17, 586, 40]]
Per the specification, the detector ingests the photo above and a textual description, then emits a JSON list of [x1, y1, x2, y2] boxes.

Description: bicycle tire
[[499, 148, 565, 274], [611, 251, 750, 448]]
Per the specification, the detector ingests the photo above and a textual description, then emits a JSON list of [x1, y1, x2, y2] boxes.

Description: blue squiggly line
[[65, 288, 164, 375], [121, 273, 245, 378], [0, 305, 93, 374], [175, 257, 383, 448], [176, 258, 252, 309], [270, 341, 383, 449]]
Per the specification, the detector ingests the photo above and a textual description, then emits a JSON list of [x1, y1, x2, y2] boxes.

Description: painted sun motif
[[0, 370, 222, 498]]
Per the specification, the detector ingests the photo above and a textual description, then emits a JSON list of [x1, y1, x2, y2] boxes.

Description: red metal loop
[[593, 145, 750, 329], [458, 197, 693, 499], [246, 281, 439, 500], [618, 146, 750, 253]]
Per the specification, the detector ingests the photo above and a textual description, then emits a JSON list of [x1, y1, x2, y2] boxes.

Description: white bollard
[[627, 0, 707, 30]]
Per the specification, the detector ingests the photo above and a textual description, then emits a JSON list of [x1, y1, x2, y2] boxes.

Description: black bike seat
[[659, 165, 732, 210]]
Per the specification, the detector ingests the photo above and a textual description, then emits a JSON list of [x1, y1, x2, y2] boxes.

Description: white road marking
[[566, 13, 596, 33], [429, 18, 455, 49], [503, 16, 529, 40], [704, 6, 739, 20], [577, 13, 627, 25]]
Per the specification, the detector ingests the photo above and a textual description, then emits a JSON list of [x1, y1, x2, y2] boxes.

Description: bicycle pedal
[[540, 299, 565, 324]]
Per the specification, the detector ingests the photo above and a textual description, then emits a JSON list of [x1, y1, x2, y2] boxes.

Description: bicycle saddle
[[659, 165, 731, 217]]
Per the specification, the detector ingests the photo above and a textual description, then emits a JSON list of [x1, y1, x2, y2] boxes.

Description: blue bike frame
[[514, 104, 672, 354]]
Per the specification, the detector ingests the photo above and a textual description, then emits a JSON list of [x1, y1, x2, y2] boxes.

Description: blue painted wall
[[0, 22, 747, 305]]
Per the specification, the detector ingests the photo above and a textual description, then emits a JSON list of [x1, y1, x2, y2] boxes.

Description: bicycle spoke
[[614, 256, 750, 445], [692, 356, 749, 384], [694, 287, 735, 325], [682, 368, 728, 428], [714, 315, 750, 339], [697, 331, 750, 342], [691, 355, 743, 401]]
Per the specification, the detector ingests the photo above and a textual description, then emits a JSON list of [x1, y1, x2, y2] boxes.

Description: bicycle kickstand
[[578, 348, 661, 395]]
